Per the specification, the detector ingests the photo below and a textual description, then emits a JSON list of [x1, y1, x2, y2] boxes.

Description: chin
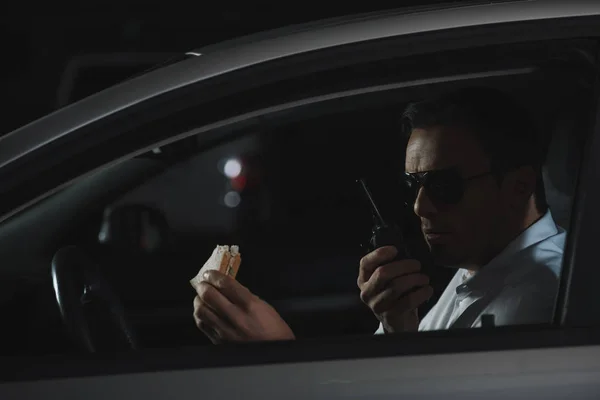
[[429, 245, 463, 268]]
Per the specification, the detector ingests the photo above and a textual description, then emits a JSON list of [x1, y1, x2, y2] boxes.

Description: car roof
[[191, 1, 512, 56], [1, 0, 599, 171]]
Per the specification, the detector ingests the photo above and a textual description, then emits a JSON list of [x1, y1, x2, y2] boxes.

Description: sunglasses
[[402, 167, 493, 206]]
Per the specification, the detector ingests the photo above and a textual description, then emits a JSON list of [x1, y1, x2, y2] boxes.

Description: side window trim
[[554, 42, 600, 327], [4, 78, 600, 383], [5, 325, 600, 383], [0, 66, 539, 225], [2, 36, 600, 384]]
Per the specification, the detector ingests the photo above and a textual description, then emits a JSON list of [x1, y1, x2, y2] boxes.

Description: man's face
[[405, 126, 507, 268]]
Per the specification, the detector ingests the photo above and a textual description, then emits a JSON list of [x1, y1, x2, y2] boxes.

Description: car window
[[0, 37, 596, 362], [65, 82, 600, 350]]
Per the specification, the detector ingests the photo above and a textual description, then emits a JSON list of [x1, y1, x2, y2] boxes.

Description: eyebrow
[[405, 165, 459, 175]]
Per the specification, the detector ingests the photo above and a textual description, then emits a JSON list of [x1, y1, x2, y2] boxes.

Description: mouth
[[422, 230, 452, 243]]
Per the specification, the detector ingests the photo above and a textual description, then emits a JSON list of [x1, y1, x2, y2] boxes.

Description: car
[[2, 1, 600, 398]]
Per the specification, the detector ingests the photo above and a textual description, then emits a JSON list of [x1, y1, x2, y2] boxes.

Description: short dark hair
[[401, 86, 547, 214]]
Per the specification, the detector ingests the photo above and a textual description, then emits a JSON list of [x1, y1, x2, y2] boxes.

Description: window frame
[[554, 47, 600, 328], [2, 12, 600, 384], [2, 12, 600, 220]]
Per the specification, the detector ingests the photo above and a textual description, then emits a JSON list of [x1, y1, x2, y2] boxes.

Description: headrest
[[98, 204, 170, 254]]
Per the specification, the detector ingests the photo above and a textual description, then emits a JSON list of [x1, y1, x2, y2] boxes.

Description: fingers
[[358, 249, 424, 320], [194, 280, 244, 327], [193, 295, 239, 342], [365, 274, 430, 314], [202, 270, 255, 309], [192, 272, 261, 342], [389, 284, 434, 315], [359, 259, 422, 302], [193, 296, 221, 342], [358, 246, 398, 286]]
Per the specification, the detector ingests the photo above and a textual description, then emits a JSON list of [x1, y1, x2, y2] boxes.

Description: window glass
[[81, 79, 593, 348], [0, 40, 595, 357]]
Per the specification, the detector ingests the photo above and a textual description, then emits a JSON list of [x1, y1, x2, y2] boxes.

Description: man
[[192, 87, 565, 343]]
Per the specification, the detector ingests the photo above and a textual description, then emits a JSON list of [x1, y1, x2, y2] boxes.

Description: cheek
[[453, 186, 501, 235]]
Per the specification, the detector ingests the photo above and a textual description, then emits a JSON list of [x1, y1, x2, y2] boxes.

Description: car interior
[[0, 38, 595, 356]]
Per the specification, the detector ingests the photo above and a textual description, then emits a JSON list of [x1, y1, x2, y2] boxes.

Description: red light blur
[[231, 175, 247, 191]]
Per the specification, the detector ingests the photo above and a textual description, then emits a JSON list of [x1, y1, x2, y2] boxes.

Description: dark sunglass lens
[[429, 183, 463, 204], [402, 174, 419, 203], [427, 170, 464, 205]]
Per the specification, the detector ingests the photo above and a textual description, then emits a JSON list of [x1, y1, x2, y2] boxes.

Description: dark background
[[1, 1, 477, 136]]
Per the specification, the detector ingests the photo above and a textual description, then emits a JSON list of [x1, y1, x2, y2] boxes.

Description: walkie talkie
[[357, 178, 411, 260], [356, 179, 455, 315], [357, 178, 441, 313]]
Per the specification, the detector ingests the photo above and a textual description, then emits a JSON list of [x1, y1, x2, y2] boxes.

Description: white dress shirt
[[375, 210, 565, 333]]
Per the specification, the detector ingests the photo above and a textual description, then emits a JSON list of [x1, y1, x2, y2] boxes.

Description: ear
[[502, 166, 536, 208]]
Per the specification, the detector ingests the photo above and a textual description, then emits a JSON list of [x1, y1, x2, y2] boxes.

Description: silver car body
[[2, 1, 600, 399]]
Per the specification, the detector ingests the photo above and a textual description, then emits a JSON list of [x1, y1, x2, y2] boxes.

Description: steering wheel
[[51, 245, 139, 352]]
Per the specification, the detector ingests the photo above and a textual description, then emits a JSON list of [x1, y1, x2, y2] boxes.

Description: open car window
[[0, 32, 597, 383], [101, 61, 593, 346]]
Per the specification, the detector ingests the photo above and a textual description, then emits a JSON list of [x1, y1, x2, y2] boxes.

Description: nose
[[414, 186, 437, 218]]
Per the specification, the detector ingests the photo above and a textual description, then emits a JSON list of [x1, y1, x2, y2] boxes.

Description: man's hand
[[192, 270, 295, 343], [358, 246, 433, 333]]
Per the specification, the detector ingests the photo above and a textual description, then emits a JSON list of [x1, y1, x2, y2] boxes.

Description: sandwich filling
[[190, 245, 241, 287]]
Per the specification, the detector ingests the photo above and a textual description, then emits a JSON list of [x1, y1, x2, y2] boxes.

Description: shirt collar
[[457, 209, 559, 295]]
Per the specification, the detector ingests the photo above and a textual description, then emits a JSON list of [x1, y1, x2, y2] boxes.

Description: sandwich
[[190, 245, 241, 287]]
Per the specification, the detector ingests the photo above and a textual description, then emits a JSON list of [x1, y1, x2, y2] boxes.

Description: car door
[[2, 2, 600, 399]]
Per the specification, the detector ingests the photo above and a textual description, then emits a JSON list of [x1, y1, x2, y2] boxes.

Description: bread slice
[[190, 245, 241, 287]]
